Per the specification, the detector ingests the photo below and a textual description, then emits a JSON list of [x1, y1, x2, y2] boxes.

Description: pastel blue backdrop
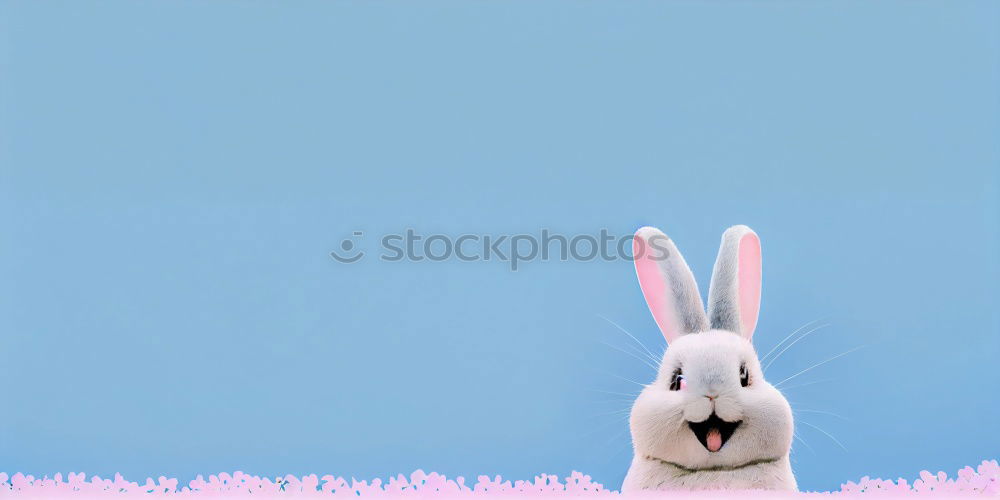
[[1, 1, 997, 492]]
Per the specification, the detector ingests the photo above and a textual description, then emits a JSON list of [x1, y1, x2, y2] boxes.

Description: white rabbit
[[622, 225, 797, 492]]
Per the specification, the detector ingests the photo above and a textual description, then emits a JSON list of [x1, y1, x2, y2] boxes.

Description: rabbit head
[[628, 225, 793, 475]]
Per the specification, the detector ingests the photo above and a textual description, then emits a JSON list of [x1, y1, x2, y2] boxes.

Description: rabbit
[[621, 225, 797, 492]]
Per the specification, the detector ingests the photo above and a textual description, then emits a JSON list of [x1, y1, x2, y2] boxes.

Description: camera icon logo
[[330, 231, 365, 263]]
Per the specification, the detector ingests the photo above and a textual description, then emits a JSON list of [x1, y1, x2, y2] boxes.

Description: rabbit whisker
[[759, 319, 823, 364], [795, 408, 850, 421], [773, 346, 864, 388], [762, 323, 830, 373], [775, 378, 835, 391], [603, 426, 630, 447], [588, 407, 632, 419], [792, 431, 817, 455], [600, 341, 661, 372], [599, 370, 649, 389], [591, 397, 637, 405], [798, 420, 848, 451], [592, 429, 634, 470], [587, 388, 641, 398], [599, 315, 663, 366], [578, 413, 631, 439]]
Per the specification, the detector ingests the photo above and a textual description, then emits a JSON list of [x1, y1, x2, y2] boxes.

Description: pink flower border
[[1, 460, 996, 497]]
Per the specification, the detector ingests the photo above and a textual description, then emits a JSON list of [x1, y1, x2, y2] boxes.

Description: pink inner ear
[[737, 232, 761, 339], [633, 234, 679, 343]]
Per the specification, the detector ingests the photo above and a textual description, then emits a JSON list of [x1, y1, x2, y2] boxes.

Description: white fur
[[624, 227, 796, 492]]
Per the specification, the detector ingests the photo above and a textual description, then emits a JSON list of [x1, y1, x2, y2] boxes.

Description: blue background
[[1, 0, 998, 492]]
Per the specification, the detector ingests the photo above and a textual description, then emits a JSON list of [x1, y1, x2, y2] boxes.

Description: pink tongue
[[706, 428, 723, 452]]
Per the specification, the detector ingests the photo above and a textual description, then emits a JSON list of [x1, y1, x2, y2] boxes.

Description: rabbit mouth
[[688, 413, 741, 452]]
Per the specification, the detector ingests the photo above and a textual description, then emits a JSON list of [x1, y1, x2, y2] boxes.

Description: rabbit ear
[[633, 227, 709, 344], [707, 225, 762, 340]]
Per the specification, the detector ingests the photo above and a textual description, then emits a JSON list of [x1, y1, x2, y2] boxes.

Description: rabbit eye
[[669, 369, 685, 391], [739, 363, 750, 387]]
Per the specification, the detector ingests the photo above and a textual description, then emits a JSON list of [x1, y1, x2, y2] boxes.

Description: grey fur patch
[[658, 237, 709, 334], [707, 225, 752, 334]]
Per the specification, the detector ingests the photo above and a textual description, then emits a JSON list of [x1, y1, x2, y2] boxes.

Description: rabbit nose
[[704, 393, 718, 401]]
